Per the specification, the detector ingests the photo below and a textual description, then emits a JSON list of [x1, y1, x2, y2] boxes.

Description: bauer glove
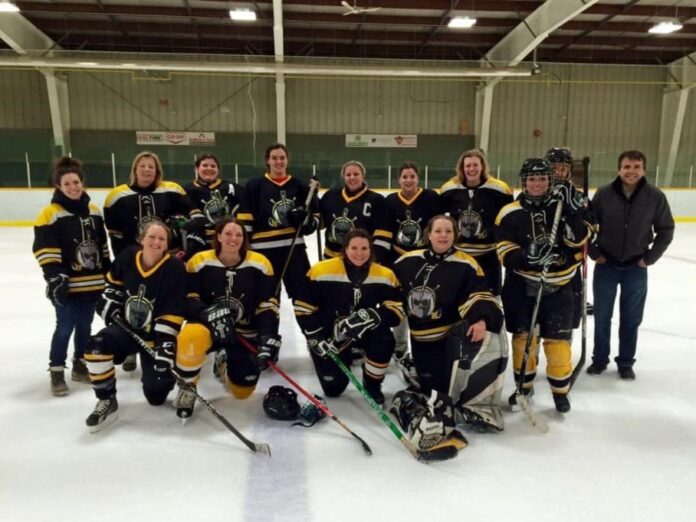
[[46, 274, 69, 307], [335, 308, 381, 341], [200, 303, 235, 344], [525, 241, 559, 267], [257, 334, 282, 370]]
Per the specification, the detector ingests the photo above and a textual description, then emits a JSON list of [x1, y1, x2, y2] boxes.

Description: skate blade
[[88, 411, 119, 434]]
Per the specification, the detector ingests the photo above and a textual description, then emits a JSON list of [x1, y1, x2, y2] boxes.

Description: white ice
[[1, 225, 695, 522]]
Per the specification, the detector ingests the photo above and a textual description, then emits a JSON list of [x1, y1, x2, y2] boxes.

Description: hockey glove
[[286, 207, 309, 229], [183, 230, 208, 257], [256, 334, 282, 371], [200, 303, 235, 344], [153, 339, 176, 375], [97, 286, 126, 325], [46, 274, 69, 307], [306, 332, 338, 358], [335, 308, 381, 341], [551, 181, 585, 214], [525, 241, 559, 267]]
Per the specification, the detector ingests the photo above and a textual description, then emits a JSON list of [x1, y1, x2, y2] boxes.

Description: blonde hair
[[341, 160, 367, 179], [129, 151, 164, 186], [455, 149, 490, 184]]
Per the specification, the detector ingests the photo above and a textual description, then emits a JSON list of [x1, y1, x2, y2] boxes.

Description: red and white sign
[[136, 131, 216, 146]]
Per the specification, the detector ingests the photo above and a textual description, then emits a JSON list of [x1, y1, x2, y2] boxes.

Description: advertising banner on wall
[[345, 134, 418, 148], [136, 132, 216, 146]]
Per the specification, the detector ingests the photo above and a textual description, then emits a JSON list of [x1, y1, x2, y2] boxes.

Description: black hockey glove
[[97, 286, 126, 325], [46, 274, 69, 307], [286, 207, 308, 229], [153, 339, 176, 375], [335, 308, 381, 341], [300, 214, 319, 236], [183, 230, 208, 256], [256, 334, 282, 370], [550, 181, 585, 214], [306, 332, 338, 358], [525, 241, 559, 267], [200, 303, 235, 344]]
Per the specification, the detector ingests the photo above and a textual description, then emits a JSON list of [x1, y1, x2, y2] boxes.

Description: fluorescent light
[[0, 2, 20, 13], [448, 16, 477, 29], [229, 8, 256, 21], [648, 20, 683, 34]]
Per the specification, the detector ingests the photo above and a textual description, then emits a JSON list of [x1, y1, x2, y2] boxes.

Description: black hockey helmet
[[263, 385, 300, 421], [519, 158, 553, 203], [545, 147, 573, 166]]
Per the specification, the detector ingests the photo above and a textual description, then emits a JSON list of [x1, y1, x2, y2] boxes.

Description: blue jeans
[[592, 263, 648, 369], [49, 297, 98, 367]]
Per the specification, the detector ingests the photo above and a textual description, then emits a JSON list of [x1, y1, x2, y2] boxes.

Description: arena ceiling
[[1, 0, 696, 65]]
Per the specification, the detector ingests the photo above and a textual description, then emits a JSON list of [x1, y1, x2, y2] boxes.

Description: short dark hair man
[[587, 150, 674, 379]]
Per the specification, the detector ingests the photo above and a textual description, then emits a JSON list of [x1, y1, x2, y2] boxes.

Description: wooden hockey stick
[[113, 316, 272, 456]]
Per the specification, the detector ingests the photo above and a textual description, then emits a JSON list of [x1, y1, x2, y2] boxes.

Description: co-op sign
[[136, 131, 216, 146]]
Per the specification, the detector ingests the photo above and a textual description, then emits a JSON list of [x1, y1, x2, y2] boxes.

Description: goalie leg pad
[[455, 403, 505, 433]]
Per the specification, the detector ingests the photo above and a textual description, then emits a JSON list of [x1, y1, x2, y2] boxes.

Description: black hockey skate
[[122, 353, 137, 372], [363, 378, 385, 405], [508, 387, 534, 411], [552, 393, 571, 413], [174, 386, 197, 421], [86, 396, 119, 432]]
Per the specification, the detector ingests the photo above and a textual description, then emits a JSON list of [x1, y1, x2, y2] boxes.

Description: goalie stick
[[113, 316, 272, 457], [235, 335, 373, 456], [326, 351, 459, 462]]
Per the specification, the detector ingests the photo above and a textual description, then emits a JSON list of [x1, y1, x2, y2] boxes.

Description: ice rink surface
[[1, 224, 695, 522]]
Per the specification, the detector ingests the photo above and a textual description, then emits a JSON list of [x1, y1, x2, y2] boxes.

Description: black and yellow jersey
[[495, 199, 592, 287], [393, 248, 502, 343], [183, 178, 244, 244], [319, 186, 391, 262], [104, 181, 202, 256], [237, 173, 319, 251], [106, 246, 186, 342], [184, 249, 279, 337], [33, 190, 110, 297], [440, 176, 513, 256], [385, 188, 441, 257], [293, 257, 404, 339]]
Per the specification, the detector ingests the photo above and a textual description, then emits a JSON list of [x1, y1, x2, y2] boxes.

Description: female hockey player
[[83, 220, 186, 431], [440, 149, 513, 294], [392, 215, 506, 432], [182, 154, 244, 256], [103, 151, 204, 258], [237, 143, 319, 300], [293, 229, 404, 404], [33, 156, 110, 396], [319, 160, 391, 262], [495, 158, 591, 413], [172, 218, 280, 420]]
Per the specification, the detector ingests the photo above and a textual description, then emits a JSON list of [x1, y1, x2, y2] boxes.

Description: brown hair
[[52, 156, 84, 187], [137, 219, 171, 246], [195, 153, 221, 170], [424, 214, 457, 247], [129, 151, 164, 186], [213, 217, 249, 259], [398, 161, 419, 177], [455, 149, 490, 184], [341, 160, 367, 179], [618, 150, 646, 170], [341, 228, 375, 263], [264, 142, 289, 170]]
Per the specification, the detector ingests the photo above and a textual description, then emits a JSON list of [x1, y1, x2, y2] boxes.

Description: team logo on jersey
[[74, 240, 100, 271], [125, 284, 154, 332], [328, 208, 356, 246], [396, 210, 424, 248], [407, 285, 441, 320], [135, 195, 159, 238], [268, 191, 296, 227], [457, 209, 485, 240], [203, 190, 231, 224]]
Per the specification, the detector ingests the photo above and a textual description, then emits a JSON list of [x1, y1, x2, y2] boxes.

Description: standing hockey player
[[84, 220, 186, 431], [294, 229, 404, 404], [237, 143, 319, 300], [33, 157, 110, 396], [440, 149, 513, 295], [319, 161, 391, 262], [496, 158, 591, 413], [392, 215, 506, 431], [588, 150, 674, 379], [183, 154, 244, 256], [172, 218, 280, 420]]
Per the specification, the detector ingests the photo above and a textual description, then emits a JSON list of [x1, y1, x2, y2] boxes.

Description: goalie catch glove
[[256, 334, 282, 370], [200, 303, 235, 344], [335, 308, 381, 341], [46, 274, 69, 307], [97, 286, 126, 325]]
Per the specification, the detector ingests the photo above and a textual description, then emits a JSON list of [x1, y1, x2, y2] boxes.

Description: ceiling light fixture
[[648, 20, 683, 34], [0, 2, 20, 13], [448, 16, 477, 29], [229, 8, 257, 22]]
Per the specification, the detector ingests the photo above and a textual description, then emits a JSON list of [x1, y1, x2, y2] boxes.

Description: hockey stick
[[274, 175, 320, 297], [113, 316, 272, 456], [569, 156, 591, 389], [326, 351, 457, 462], [235, 335, 373, 456], [514, 198, 565, 434]]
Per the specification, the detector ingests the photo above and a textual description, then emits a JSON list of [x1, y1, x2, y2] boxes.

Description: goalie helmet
[[519, 158, 553, 205], [263, 385, 300, 421]]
